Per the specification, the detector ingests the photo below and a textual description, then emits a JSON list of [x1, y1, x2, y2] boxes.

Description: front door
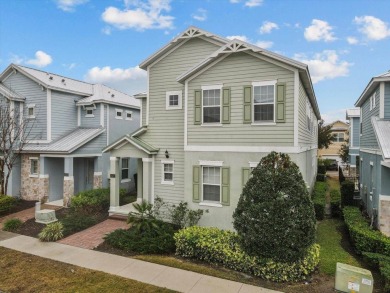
[[85, 158, 94, 190]]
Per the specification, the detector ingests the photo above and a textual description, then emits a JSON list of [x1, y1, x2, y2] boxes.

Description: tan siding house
[[318, 120, 349, 162], [105, 27, 321, 230]]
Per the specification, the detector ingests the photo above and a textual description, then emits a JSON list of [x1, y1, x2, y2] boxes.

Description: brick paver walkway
[[58, 219, 128, 249], [0, 204, 61, 229]]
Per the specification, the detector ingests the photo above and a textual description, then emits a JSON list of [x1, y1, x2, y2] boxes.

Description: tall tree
[[339, 138, 349, 163], [0, 101, 34, 195], [318, 119, 333, 149]]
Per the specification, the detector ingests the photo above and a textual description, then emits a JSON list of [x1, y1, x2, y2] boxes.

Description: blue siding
[[44, 157, 64, 201], [80, 103, 102, 128], [72, 131, 107, 155], [385, 82, 390, 119], [360, 87, 379, 149], [4, 72, 47, 140], [108, 105, 140, 144], [51, 90, 81, 139], [352, 117, 360, 147]]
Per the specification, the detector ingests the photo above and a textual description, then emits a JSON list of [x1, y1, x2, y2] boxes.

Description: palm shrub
[[127, 201, 158, 232], [2, 218, 22, 231], [38, 222, 64, 242], [233, 152, 316, 262]]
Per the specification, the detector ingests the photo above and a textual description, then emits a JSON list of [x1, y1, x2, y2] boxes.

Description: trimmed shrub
[[316, 173, 326, 182], [169, 202, 207, 228], [363, 252, 390, 292], [0, 195, 16, 214], [174, 226, 320, 282], [312, 182, 327, 220], [105, 220, 176, 254], [70, 188, 110, 215], [38, 222, 64, 242], [341, 180, 355, 207], [2, 218, 22, 231], [61, 214, 99, 236], [343, 206, 390, 256], [339, 167, 345, 183], [233, 152, 316, 262], [317, 164, 326, 174], [330, 189, 341, 218]]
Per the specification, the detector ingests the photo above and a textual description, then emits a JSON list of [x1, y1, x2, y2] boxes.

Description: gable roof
[[0, 82, 25, 101], [23, 127, 105, 154], [372, 117, 390, 160], [346, 108, 360, 119], [355, 71, 390, 107], [139, 26, 228, 70]]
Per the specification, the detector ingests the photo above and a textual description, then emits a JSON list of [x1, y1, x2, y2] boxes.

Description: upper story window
[[252, 81, 276, 123], [27, 104, 35, 119], [85, 107, 94, 118], [125, 111, 133, 120], [202, 85, 221, 124], [332, 132, 345, 142], [116, 109, 123, 119], [166, 91, 182, 110], [370, 94, 376, 111], [306, 100, 312, 132]]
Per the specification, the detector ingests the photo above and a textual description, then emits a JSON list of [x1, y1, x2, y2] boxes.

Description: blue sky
[[1, 0, 390, 123]]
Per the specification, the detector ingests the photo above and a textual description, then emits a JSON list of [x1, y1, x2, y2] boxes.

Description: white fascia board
[[47, 89, 51, 141], [100, 103, 104, 127], [294, 70, 299, 147], [184, 80, 188, 147], [146, 66, 150, 125], [185, 145, 316, 154], [380, 82, 385, 119]]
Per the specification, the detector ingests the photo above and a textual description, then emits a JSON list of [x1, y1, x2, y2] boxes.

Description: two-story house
[[355, 71, 390, 236], [346, 108, 360, 172], [318, 120, 349, 164], [0, 64, 140, 206], [105, 27, 321, 230]]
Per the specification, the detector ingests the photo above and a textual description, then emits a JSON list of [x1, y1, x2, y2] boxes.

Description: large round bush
[[233, 152, 316, 262]]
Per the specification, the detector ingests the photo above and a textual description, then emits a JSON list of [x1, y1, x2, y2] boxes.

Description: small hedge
[[317, 164, 326, 175], [330, 189, 341, 218], [312, 182, 327, 220], [70, 188, 111, 214], [61, 214, 100, 236], [343, 206, 390, 256], [341, 180, 355, 207], [316, 174, 326, 182], [174, 226, 320, 282], [0, 195, 16, 214], [363, 252, 390, 292], [2, 218, 22, 231]]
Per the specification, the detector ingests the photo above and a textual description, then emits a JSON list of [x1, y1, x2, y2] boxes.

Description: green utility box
[[335, 263, 373, 293]]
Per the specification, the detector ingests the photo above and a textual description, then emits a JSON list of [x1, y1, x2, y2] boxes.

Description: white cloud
[[294, 50, 352, 83], [10, 54, 24, 65], [354, 15, 390, 41], [226, 35, 250, 42], [255, 40, 273, 49], [192, 8, 207, 21], [304, 19, 336, 42], [102, 27, 112, 35], [229, 0, 263, 7], [55, 0, 88, 12], [347, 36, 358, 45], [259, 21, 279, 34], [84, 65, 147, 95], [102, 0, 174, 31], [62, 63, 77, 70], [26, 51, 53, 68]]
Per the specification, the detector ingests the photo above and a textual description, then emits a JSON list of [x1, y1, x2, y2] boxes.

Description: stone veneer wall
[[63, 177, 74, 207], [379, 198, 390, 236], [20, 154, 49, 201], [93, 174, 102, 189]]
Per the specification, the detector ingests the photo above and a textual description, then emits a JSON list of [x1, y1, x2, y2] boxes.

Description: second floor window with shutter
[[203, 88, 221, 123], [253, 82, 275, 123]]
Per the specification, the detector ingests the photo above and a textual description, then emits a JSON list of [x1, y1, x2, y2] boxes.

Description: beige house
[[318, 120, 349, 162]]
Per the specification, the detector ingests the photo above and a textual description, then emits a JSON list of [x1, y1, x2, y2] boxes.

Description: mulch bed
[[0, 199, 37, 217]]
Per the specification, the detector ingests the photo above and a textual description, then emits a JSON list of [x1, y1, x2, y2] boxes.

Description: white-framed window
[[370, 94, 376, 110], [306, 100, 312, 132], [370, 163, 374, 193], [116, 109, 123, 119], [332, 132, 345, 142], [252, 81, 276, 123], [125, 110, 133, 120], [121, 158, 129, 181], [202, 85, 222, 124], [30, 157, 38, 177], [202, 166, 221, 202], [85, 107, 94, 117], [27, 104, 36, 119], [161, 160, 174, 185], [166, 91, 182, 110]]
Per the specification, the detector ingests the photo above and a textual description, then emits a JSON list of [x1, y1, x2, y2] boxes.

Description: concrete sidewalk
[[0, 231, 281, 293]]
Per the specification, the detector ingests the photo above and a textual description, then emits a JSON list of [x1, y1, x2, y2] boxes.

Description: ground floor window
[[121, 158, 129, 180], [202, 166, 221, 202], [161, 160, 174, 184], [30, 158, 38, 176]]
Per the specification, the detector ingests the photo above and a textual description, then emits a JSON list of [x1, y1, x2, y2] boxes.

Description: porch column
[[38, 156, 49, 202], [109, 157, 120, 211], [137, 158, 143, 202], [142, 158, 152, 203], [63, 157, 74, 207]]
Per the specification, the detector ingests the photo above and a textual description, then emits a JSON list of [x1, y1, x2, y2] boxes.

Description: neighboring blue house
[[346, 108, 360, 169], [0, 64, 140, 206], [355, 71, 390, 236]]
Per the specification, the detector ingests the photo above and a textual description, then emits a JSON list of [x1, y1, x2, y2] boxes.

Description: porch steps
[[108, 214, 127, 221]]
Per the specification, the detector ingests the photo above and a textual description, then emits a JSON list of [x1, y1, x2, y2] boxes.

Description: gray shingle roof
[[372, 117, 390, 160], [24, 128, 104, 153]]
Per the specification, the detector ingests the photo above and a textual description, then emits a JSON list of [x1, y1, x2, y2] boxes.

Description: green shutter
[[194, 90, 202, 125], [242, 167, 251, 187], [193, 165, 200, 202], [221, 167, 230, 206], [276, 83, 286, 123], [222, 87, 231, 124], [243, 86, 252, 123]]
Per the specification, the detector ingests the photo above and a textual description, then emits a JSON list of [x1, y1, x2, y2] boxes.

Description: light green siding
[[298, 79, 317, 146], [140, 37, 220, 204], [187, 53, 295, 146], [141, 99, 147, 126]]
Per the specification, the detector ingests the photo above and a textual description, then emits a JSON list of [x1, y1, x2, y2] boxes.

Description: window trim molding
[[85, 106, 94, 118], [201, 84, 223, 125], [115, 108, 123, 119], [165, 91, 182, 110], [252, 80, 277, 124], [125, 110, 133, 120], [29, 157, 39, 177], [121, 158, 129, 182], [201, 165, 222, 204], [27, 104, 36, 119], [161, 160, 174, 185], [199, 160, 223, 167]]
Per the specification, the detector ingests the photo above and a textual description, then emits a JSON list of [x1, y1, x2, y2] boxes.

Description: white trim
[[251, 122, 276, 126], [94, 172, 102, 176], [249, 161, 258, 168], [114, 141, 127, 150], [161, 161, 174, 185], [115, 108, 123, 119], [125, 110, 133, 120], [251, 80, 277, 87], [294, 70, 299, 147], [370, 161, 374, 166], [252, 80, 277, 123], [165, 90, 182, 110], [184, 80, 188, 147], [201, 165, 222, 204], [29, 174, 38, 178], [350, 147, 360, 150], [161, 159, 174, 164], [47, 89, 51, 141], [199, 160, 223, 166], [152, 156, 155, 204], [121, 179, 131, 183], [350, 118, 354, 148], [201, 84, 223, 91], [64, 176, 74, 181], [39, 174, 49, 179], [146, 66, 150, 125], [199, 202, 222, 208], [40, 153, 102, 158], [381, 161, 390, 168], [142, 157, 153, 162], [121, 157, 130, 180], [110, 157, 119, 161], [380, 82, 385, 119], [201, 85, 222, 124], [26, 139, 50, 143], [360, 148, 381, 155], [26, 103, 36, 119], [29, 156, 38, 160], [107, 105, 110, 145], [77, 106, 81, 126], [186, 145, 317, 153], [10, 101, 14, 140], [100, 104, 104, 126], [85, 106, 95, 118], [140, 98, 143, 126], [201, 123, 223, 127], [379, 194, 390, 201]]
